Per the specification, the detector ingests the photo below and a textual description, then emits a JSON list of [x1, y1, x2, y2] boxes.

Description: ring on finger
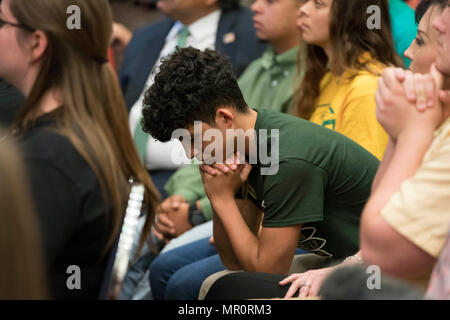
[[302, 281, 312, 288]]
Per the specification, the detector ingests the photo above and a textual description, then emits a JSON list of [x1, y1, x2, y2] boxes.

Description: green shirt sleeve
[[164, 164, 205, 203], [198, 196, 213, 221], [262, 159, 328, 228], [164, 164, 214, 221]]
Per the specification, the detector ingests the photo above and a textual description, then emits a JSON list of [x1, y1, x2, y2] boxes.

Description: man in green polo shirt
[[143, 47, 379, 300], [155, 0, 304, 251]]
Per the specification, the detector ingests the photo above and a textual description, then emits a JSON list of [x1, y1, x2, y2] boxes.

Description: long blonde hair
[[10, 0, 159, 253], [0, 134, 47, 299]]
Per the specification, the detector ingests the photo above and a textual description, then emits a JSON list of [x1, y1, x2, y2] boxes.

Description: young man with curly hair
[[120, 0, 266, 195], [143, 47, 380, 299]]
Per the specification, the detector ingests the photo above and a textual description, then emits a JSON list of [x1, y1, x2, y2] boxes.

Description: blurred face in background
[[405, 5, 444, 73], [433, 2, 450, 75], [297, 0, 332, 48], [0, 0, 30, 90], [251, 0, 301, 52]]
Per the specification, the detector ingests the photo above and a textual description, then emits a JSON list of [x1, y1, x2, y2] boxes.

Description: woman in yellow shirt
[[294, 0, 403, 160]]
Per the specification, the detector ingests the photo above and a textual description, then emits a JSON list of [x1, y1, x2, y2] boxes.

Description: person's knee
[[165, 268, 202, 300], [149, 252, 177, 298], [149, 254, 166, 282]]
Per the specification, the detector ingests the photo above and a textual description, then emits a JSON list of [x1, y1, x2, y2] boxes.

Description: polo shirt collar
[[261, 46, 299, 70]]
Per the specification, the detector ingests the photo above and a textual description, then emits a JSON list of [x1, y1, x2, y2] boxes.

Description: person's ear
[[27, 30, 48, 64], [216, 108, 234, 129]]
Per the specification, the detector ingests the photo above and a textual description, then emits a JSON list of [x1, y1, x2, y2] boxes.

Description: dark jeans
[[149, 237, 226, 300], [149, 236, 308, 300]]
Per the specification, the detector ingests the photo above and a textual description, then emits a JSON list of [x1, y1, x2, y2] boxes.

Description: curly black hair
[[142, 47, 248, 142], [218, 0, 240, 11]]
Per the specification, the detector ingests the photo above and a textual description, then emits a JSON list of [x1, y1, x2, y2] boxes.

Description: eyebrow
[[417, 29, 428, 39]]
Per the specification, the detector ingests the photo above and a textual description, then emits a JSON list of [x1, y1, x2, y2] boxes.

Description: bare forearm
[[371, 138, 396, 193], [364, 129, 434, 217], [361, 129, 435, 263], [212, 211, 242, 270], [212, 198, 266, 272]]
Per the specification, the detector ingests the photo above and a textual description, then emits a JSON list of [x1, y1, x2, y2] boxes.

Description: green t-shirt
[[237, 109, 380, 259]]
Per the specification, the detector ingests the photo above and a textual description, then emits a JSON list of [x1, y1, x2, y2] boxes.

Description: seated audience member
[[389, 0, 418, 67], [0, 0, 159, 299], [239, 0, 303, 114], [0, 134, 47, 300], [203, 0, 450, 300], [116, 0, 267, 299], [360, 0, 450, 291], [152, 0, 304, 254], [404, 0, 447, 74], [0, 78, 23, 127], [119, 0, 266, 195], [143, 47, 380, 300], [295, 0, 402, 161]]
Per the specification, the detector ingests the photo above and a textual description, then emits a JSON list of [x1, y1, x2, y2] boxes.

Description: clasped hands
[[199, 152, 252, 203], [376, 63, 450, 142]]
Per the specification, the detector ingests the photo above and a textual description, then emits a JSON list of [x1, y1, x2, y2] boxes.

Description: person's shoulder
[[20, 127, 75, 162], [220, 5, 254, 28], [258, 109, 318, 135], [347, 64, 383, 97], [130, 17, 174, 43], [238, 53, 266, 78], [20, 126, 100, 191]]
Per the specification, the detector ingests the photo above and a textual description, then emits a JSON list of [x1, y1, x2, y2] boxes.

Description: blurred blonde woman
[[0, 0, 159, 299], [0, 134, 47, 300]]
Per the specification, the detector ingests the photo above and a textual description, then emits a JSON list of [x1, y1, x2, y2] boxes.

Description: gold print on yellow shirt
[[316, 104, 336, 130], [297, 226, 332, 257]]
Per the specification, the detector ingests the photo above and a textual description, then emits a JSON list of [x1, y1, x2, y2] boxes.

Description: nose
[[299, 0, 310, 17], [297, 7, 303, 27], [251, 0, 262, 14], [404, 43, 414, 62]]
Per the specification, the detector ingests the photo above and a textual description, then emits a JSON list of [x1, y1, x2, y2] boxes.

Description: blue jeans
[[149, 236, 309, 300], [149, 237, 225, 300]]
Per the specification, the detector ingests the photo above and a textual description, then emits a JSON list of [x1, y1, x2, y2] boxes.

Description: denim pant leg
[[119, 252, 157, 300], [149, 237, 218, 300], [165, 253, 225, 300]]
